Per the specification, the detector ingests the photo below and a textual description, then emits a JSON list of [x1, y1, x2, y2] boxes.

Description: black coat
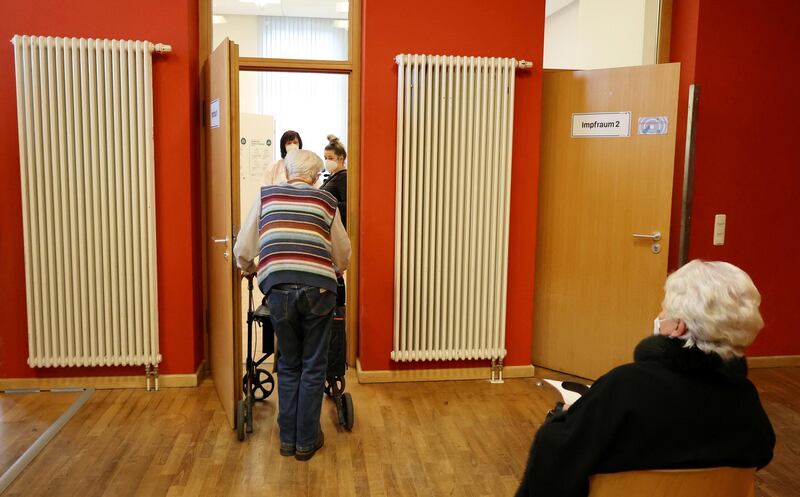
[[321, 170, 347, 229], [516, 336, 775, 497]]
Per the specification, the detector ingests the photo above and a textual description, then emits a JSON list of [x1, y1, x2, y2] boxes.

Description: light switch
[[713, 214, 726, 246]]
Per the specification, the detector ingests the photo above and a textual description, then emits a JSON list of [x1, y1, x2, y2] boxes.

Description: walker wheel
[[324, 376, 345, 397], [243, 368, 275, 401], [342, 392, 354, 431], [236, 400, 246, 441], [246, 401, 254, 433]]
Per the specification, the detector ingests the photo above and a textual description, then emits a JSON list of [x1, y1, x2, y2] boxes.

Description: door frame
[[198, 0, 362, 369]]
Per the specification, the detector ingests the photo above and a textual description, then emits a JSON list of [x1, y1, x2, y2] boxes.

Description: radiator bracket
[[490, 359, 505, 384], [145, 365, 159, 392]]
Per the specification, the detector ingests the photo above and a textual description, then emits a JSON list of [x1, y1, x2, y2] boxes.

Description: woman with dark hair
[[321, 134, 347, 227], [262, 130, 303, 186]]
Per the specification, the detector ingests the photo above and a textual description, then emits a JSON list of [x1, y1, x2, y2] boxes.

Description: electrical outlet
[[713, 214, 726, 246]]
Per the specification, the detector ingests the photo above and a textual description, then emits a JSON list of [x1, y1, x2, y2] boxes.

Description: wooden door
[[205, 39, 241, 427], [533, 64, 680, 380]]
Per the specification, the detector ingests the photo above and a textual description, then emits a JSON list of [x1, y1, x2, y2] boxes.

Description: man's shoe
[[295, 431, 324, 461], [280, 443, 296, 457]]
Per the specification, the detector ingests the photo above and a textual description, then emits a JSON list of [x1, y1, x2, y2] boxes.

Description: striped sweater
[[256, 184, 339, 294]]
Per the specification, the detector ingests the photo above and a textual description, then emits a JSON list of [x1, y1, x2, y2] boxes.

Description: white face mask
[[285, 143, 299, 153], [324, 159, 338, 173], [653, 317, 662, 336]]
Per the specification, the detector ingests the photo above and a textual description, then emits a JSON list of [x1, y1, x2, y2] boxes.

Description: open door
[[533, 63, 680, 380], [204, 38, 241, 428]]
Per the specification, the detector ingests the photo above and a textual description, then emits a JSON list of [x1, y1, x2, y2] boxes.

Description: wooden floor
[[0, 368, 798, 497], [748, 368, 800, 497], [0, 391, 81, 477]]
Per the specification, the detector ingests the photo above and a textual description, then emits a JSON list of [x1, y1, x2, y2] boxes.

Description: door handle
[[632, 231, 661, 241], [211, 236, 231, 260]]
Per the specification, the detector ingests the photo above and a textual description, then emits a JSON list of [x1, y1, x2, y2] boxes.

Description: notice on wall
[[638, 116, 669, 135], [239, 113, 276, 180], [240, 137, 274, 178], [571, 112, 631, 138], [210, 99, 221, 129]]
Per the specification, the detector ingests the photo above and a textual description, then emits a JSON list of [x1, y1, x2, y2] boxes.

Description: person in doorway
[[515, 260, 775, 497], [321, 134, 348, 307], [234, 149, 351, 461], [321, 134, 348, 228], [262, 130, 303, 186]]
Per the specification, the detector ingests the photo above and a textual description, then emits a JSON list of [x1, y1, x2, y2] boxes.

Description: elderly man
[[234, 149, 350, 461], [516, 260, 775, 497]]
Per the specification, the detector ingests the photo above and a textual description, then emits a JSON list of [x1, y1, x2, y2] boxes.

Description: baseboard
[[356, 358, 536, 384], [748, 355, 800, 368], [0, 360, 207, 391]]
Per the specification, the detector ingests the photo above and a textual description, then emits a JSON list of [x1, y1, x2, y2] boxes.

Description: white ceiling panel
[[213, 0, 347, 19]]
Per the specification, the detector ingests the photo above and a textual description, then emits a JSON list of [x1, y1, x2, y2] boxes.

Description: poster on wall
[[240, 137, 273, 178], [571, 111, 631, 138], [239, 114, 276, 180]]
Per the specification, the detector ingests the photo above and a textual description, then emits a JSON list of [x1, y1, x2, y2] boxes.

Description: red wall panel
[[670, 0, 800, 356], [689, 1, 800, 356], [359, 0, 546, 370], [0, 0, 202, 377]]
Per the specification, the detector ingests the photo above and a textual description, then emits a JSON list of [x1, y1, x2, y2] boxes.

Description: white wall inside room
[[213, 14, 261, 112], [544, 0, 661, 69], [213, 0, 349, 60], [544, 1, 580, 69]]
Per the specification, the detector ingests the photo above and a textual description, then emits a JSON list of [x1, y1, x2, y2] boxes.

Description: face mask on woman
[[324, 159, 338, 173], [653, 316, 662, 336], [285, 143, 299, 153]]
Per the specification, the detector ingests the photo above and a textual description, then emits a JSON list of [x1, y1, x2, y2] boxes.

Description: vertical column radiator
[[392, 54, 518, 362], [11, 35, 169, 368]]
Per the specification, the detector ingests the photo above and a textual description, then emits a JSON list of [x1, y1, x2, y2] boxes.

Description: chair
[[588, 467, 755, 497]]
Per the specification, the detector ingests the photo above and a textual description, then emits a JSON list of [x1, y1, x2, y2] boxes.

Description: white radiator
[[12, 35, 170, 368], [392, 54, 520, 362]]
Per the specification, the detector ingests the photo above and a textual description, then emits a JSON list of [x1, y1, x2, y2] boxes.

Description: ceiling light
[[336, 2, 349, 13], [212, 15, 227, 24]]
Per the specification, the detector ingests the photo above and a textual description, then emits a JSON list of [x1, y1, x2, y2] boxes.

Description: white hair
[[285, 149, 323, 181], [662, 260, 763, 360]]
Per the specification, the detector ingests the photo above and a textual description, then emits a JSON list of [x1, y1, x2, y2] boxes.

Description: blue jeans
[[267, 284, 335, 451]]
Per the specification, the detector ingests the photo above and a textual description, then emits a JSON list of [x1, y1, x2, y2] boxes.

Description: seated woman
[[516, 260, 775, 497]]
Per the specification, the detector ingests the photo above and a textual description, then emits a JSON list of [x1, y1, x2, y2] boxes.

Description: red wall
[[667, 0, 699, 270], [359, 0, 545, 370], [670, 0, 800, 356], [0, 0, 203, 378]]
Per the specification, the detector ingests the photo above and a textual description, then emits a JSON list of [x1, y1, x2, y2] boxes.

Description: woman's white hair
[[662, 260, 763, 359], [285, 149, 323, 181]]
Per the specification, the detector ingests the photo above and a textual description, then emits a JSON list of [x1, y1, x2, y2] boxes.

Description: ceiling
[[213, 0, 348, 19], [545, 0, 576, 17]]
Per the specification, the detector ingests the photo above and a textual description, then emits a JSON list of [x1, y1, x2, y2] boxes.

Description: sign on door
[[571, 112, 631, 138]]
